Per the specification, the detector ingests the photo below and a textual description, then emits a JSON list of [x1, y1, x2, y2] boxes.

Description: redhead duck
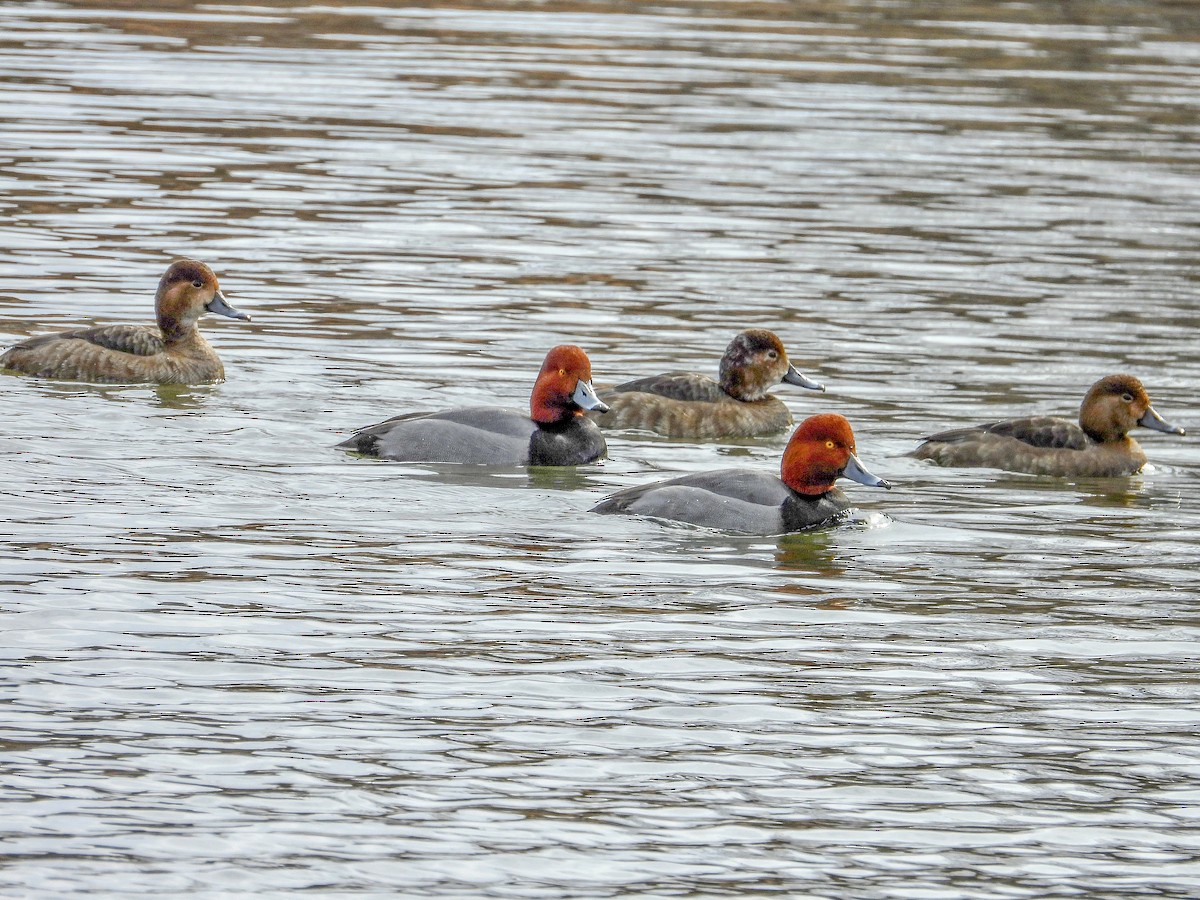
[[592, 413, 889, 533], [338, 345, 610, 466], [909, 374, 1185, 476], [0, 259, 249, 384], [587, 328, 824, 439]]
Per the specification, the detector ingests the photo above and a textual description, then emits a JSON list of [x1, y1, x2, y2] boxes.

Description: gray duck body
[[592, 468, 851, 534], [338, 406, 607, 467]]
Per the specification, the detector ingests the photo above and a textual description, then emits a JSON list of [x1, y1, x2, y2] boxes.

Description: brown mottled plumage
[[910, 374, 1186, 476], [587, 329, 825, 439], [0, 259, 250, 384]]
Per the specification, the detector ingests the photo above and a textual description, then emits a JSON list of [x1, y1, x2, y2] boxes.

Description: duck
[[586, 328, 825, 439], [0, 259, 250, 384], [591, 413, 889, 533], [338, 344, 610, 466], [909, 374, 1185, 476]]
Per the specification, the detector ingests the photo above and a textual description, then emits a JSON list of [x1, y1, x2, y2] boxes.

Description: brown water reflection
[[2, 0, 1200, 897]]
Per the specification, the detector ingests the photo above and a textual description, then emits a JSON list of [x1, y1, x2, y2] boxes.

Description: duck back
[[607, 373, 728, 403], [923, 416, 1091, 450], [337, 407, 533, 464], [593, 373, 792, 439], [593, 468, 849, 534], [0, 326, 223, 383]]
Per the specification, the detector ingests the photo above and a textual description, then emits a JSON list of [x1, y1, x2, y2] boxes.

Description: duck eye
[[192, 279, 204, 288], [1121, 393, 1134, 403], [766, 350, 778, 360], [825, 440, 836, 450]]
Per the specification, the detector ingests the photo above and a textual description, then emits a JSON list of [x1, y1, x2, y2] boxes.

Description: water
[[2, 1, 1200, 896]]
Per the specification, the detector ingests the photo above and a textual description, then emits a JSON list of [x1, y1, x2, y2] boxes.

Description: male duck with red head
[[0, 259, 250, 384], [338, 344, 610, 466], [592, 413, 890, 533], [910, 374, 1185, 477], [588, 328, 824, 439]]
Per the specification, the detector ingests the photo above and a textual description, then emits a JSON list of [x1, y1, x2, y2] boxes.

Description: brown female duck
[[910, 374, 1184, 476], [0, 259, 249, 384], [587, 328, 824, 439]]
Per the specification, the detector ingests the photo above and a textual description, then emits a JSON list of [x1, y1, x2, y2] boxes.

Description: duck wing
[[605, 372, 727, 403], [337, 406, 532, 457], [926, 416, 1091, 450], [23, 324, 167, 356], [595, 469, 793, 512]]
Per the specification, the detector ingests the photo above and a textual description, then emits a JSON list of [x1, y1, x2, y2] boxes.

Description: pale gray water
[[2, 1, 1200, 897]]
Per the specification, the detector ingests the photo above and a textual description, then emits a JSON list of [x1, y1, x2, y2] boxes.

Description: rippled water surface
[[3, 1, 1200, 896]]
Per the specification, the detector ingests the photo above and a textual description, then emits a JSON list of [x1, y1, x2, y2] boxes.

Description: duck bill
[[572, 379, 609, 413], [206, 289, 251, 321], [782, 364, 825, 392], [1138, 406, 1185, 436], [842, 452, 891, 489]]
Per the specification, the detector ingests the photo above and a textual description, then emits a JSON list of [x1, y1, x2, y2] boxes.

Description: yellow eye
[[559, 369, 567, 376], [825, 440, 836, 449]]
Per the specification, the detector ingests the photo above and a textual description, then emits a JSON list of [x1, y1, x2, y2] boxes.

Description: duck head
[[718, 328, 824, 401], [530, 344, 609, 424], [781, 413, 890, 496], [155, 259, 250, 341], [1079, 374, 1185, 443]]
